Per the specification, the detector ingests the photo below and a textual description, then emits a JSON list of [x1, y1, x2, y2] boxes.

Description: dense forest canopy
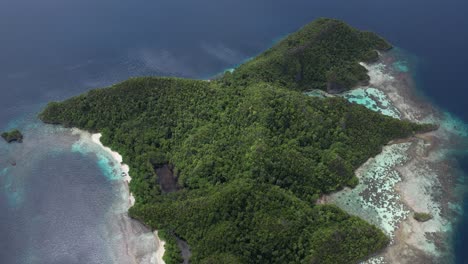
[[39, 18, 432, 263]]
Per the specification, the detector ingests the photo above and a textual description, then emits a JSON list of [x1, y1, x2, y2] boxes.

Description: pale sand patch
[[153, 231, 166, 263]]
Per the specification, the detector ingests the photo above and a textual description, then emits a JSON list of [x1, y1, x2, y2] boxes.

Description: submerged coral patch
[[393, 61, 409, 72], [342, 88, 401, 119], [0, 167, 24, 207], [329, 143, 412, 237], [439, 112, 468, 138], [71, 132, 122, 181]]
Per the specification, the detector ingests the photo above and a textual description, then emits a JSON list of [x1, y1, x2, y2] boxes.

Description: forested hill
[[39, 19, 431, 264], [220, 18, 392, 93]]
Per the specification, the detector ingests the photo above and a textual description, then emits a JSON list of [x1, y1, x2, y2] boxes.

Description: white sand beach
[[69, 130, 166, 264], [90, 133, 166, 264]]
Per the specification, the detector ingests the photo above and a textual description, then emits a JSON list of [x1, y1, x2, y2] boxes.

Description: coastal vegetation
[[39, 18, 433, 263], [1, 129, 23, 143], [158, 230, 184, 263], [414, 212, 433, 222]]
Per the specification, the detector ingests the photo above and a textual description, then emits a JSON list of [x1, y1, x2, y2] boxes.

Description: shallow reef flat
[[341, 87, 401, 119], [321, 142, 412, 238], [316, 51, 468, 263]]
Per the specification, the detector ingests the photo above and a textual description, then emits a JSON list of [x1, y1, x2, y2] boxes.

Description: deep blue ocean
[[0, 0, 467, 263]]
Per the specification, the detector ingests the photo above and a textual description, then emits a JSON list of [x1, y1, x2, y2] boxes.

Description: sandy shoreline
[[85, 132, 166, 264], [91, 134, 135, 206], [318, 51, 467, 263]]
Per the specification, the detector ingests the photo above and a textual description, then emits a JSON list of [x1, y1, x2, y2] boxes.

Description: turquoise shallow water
[[71, 139, 122, 182], [342, 87, 401, 118], [392, 61, 409, 73]]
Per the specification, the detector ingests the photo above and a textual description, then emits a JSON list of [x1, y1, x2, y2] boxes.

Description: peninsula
[[39, 18, 434, 263]]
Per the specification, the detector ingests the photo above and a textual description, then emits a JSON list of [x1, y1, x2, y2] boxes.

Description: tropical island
[[1, 129, 23, 143], [39, 18, 435, 263]]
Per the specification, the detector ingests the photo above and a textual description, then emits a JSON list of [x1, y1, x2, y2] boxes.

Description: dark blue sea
[[0, 0, 467, 263]]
